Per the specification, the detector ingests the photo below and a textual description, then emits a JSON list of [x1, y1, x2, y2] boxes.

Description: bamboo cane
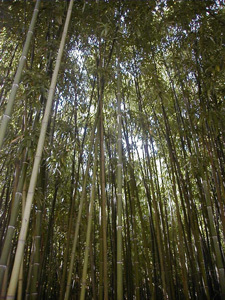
[[203, 180, 225, 298], [64, 113, 99, 300], [80, 138, 98, 300], [0, 153, 28, 290], [116, 46, 123, 300], [0, 0, 41, 149], [6, 1, 74, 298], [17, 180, 26, 300]]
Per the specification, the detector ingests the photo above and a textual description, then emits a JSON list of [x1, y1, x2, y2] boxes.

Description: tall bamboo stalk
[[64, 113, 99, 300], [29, 193, 42, 299], [59, 79, 95, 300], [0, 0, 41, 149], [80, 138, 98, 300], [98, 70, 108, 300], [6, 1, 74, 298], [203, 180, 225, 297], [116, 46, 123, 300], [17, 180, 26, 300], [0, 151, 28, 290]]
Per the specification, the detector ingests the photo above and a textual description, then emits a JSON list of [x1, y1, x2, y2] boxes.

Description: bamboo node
[[18, 238, 25, 243], [0, 265, 7, 269], [13, 83, 19, 88], [117, 163, 123, 167], [8, 225, 15, 229], [15, 192, 22, 196], [21, 55, 27, 60], [117, 261, 122, 264], [28, 30, 33, 34], [34, 9, 39, 12], [117, 193, 122, 196], [117, 225, 122, 229], [36, 210, 42, 213], [3, 114, 11, 120], [35, 236, 41, 238]]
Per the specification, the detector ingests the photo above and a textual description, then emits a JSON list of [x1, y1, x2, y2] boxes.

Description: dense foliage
[[0, 0, 224, 299]]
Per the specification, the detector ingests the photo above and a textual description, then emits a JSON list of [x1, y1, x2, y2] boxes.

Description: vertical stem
[[203, 180, 225, 298], [6, 1, 74, 298], [116, 46, 123, 300], [64, 113, 99, 300], [29, 192, 42, 299], [0, 0, 41, 149], [0, 152, 28, 290], [17, 180, 26, 300], [80, 138, 98, 300], [99, 90, 108, 300]]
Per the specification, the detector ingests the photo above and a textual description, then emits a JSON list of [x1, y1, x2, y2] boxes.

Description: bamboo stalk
[[64, 113, 99, 300], [203, 180, 225, 298], [80, 138, 98, 300], [29, 201, 42, 299], [99, 81, 108, 300], [17, 180, 26, 300], [116, 48, 123, 300], [0, 0, 41, 149], [0, 256, 10, 300], [6, 1, 74, 298], [59, 80, 95, 300], [0, 152, 28, 290]]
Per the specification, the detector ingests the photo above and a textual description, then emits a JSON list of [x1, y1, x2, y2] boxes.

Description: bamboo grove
[[0, 0, 224, 299]]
